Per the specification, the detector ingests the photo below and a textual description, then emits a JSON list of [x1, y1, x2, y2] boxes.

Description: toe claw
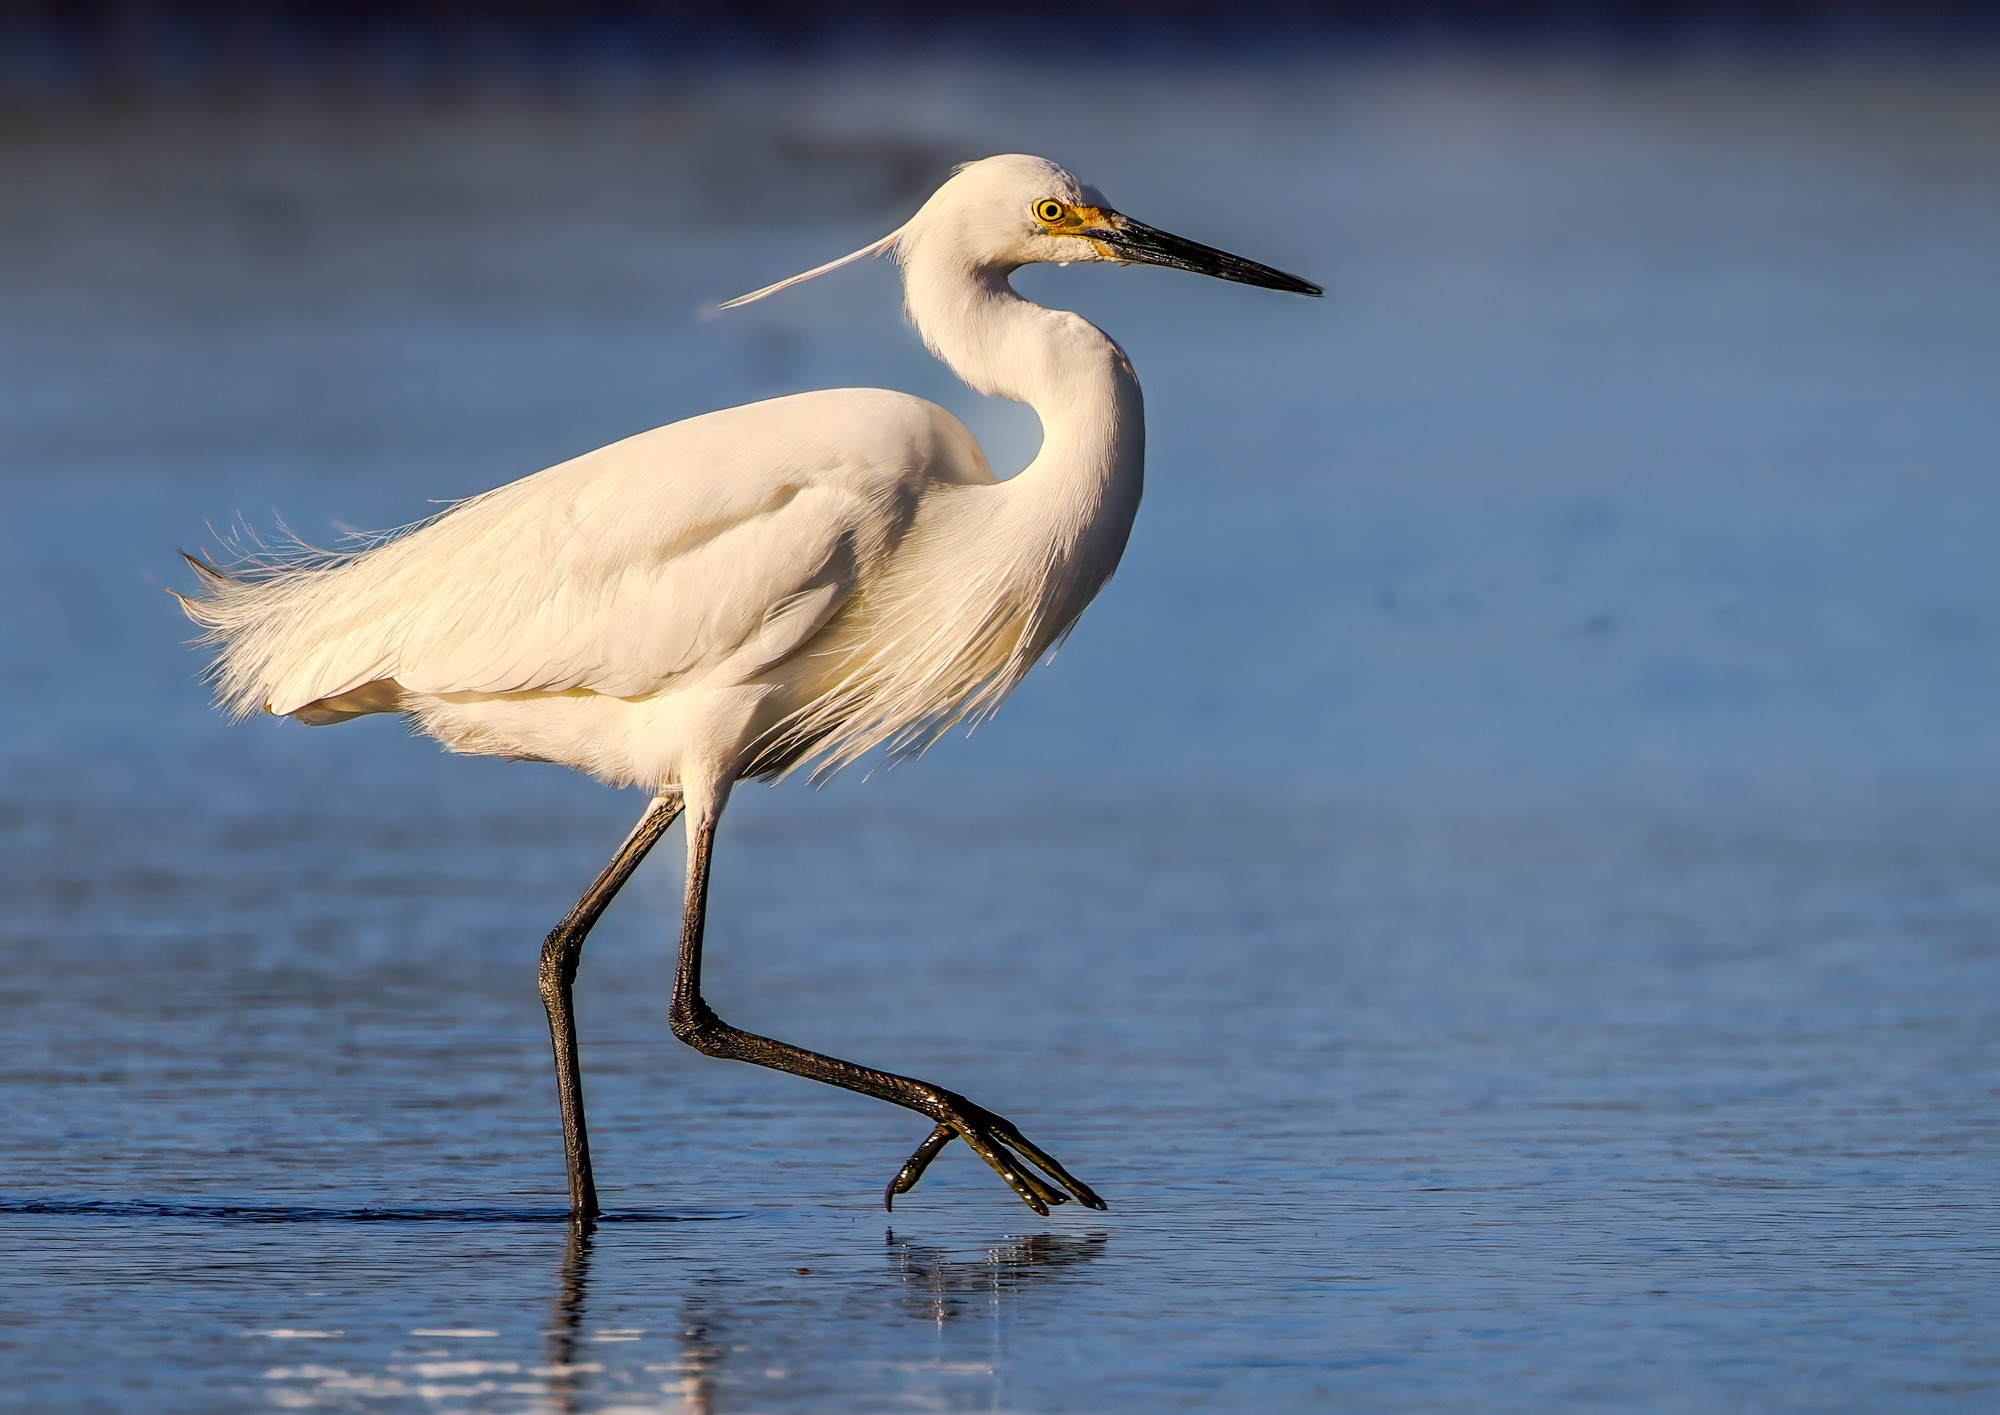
[[880, 1095, 1103, 1217], [884, 1122, 955, 1210], [987, 1120, 1107, 1210]]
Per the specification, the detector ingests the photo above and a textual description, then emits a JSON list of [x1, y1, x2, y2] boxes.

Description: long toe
[[884, 1101, 1104, 1215], [884, 1123, 956, 1210]]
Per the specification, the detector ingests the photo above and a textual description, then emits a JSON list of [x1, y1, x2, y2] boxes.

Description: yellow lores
[[1033, 197, 1124, 260]]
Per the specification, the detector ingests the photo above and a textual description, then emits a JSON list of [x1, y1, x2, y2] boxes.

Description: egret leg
[[540, 792, 683, 1219], [667, 809, 1105, 1216]]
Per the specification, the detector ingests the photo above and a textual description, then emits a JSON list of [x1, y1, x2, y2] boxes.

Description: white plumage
[[185, 156, 1146, 794], [176, 153, 1318, 1218]]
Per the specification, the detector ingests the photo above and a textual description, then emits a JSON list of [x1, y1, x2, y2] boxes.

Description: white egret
[[179, 153, 1319, 1218]]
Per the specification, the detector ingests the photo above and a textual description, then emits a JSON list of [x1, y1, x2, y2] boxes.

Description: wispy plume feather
[[719, 229, 903, 310]]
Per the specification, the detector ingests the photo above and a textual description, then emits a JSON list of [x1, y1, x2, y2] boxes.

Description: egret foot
[[883, 1095, 1106, 1215], [670, 810, 1108, 1217]]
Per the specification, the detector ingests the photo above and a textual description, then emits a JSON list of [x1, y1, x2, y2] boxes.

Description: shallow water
[[3, 52, 1998, 1413]]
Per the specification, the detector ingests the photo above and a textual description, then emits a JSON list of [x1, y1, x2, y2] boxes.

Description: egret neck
[[900, 249, 1147, 652]]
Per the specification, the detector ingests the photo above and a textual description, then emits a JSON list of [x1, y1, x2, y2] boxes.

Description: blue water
[[3, 53, 1998, 1412]]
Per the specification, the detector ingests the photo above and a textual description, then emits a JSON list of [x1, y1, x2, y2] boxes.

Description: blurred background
[[2, 4, 1997, 1413]]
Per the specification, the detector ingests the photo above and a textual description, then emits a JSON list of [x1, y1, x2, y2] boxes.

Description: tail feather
[[174, 535, 386, 722]]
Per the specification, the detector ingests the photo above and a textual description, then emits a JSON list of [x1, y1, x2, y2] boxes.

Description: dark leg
[[667, 809, 1104, 1216], [540, 792, 683, 1219]]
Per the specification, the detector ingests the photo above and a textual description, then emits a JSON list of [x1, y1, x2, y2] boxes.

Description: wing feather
[[183, 389, 978, 720]]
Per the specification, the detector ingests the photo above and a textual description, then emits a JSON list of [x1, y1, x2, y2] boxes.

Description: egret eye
[[1034, 199, 1067, 225]]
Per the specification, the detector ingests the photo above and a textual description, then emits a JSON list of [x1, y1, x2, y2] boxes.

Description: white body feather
[[183, 155, 1145, 800]]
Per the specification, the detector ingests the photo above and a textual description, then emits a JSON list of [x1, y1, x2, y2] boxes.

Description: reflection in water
[[541, 1219, 596, 1415], [234, 1215, 1106, 1410], [886, 1229, 1110, 1326], [545, 1218, 721, 1415], [530, 1221, 1106, 1410], [540, 1220, 721, 1415], [668, 1301, 725, 1415]]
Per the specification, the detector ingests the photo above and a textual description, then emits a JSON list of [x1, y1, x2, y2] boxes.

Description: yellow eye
[[1034, 199, 1067, 225]]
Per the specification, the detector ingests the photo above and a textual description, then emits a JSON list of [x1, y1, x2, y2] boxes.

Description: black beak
[[1086, 215, 1322, 297]]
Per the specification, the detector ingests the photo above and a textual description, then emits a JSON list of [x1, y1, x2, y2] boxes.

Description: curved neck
[[900, 254, 1145, 505], [897, 248, 1148, 660]]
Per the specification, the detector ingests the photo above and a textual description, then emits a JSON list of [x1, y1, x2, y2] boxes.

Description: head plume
[[719, 228, 904, 310]]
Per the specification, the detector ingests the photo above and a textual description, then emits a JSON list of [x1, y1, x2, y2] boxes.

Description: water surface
[[2, 52, 1997, 1413]]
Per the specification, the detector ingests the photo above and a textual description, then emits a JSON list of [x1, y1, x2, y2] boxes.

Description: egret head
[[722, 153, 1321, 308], [910, 154, 1321, 294]]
